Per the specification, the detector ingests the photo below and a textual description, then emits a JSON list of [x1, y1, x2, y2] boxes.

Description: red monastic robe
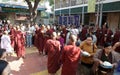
[[61, 44, 81, 75], [44, 29, 54, 48], [44, 39, 61, 73], [113, 30, 120, 45], [100, 28, 107, 46], [96, 27, 102, 45], [115, 46, 120, 53], [62, 28, 67, 43], [106, 29, 113, 43], [15, 30, 25, 58], [9, 28, 16, 48], [34, 28, 39, 49], [38, 29, 45, 54], [80, 27, 87, 41]]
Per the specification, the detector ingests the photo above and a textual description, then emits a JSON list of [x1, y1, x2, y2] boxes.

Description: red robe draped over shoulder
[[96, 27, 102, 45], [9, 28, 16, 48], [34, 28, 39, 49], [113, 30, 120, 45], [61, 45, 81, 75], [15, 30, 25, 58], [44, 39, 61, 73], [100, 28, 107, 46], [80, 27, 87, 41], [106, 29, 113, 43], [38, 29, 45, 54]]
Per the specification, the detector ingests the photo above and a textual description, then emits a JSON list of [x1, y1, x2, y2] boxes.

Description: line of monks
[[0, 22, 120, 75], [0, 24, 26, 59], [33, 23, 120, 75]]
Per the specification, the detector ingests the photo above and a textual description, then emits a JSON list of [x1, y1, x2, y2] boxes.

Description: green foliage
[[49, 0, 54, 6]]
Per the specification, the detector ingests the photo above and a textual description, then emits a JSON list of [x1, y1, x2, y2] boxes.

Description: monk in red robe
[[100, 25, 107, 46], [113, 42, 120, 53], [95, 25, 102, 46], [38, 25, 45, 54], [61, 34, 81, 75], [105, 28, 113, 43], [62, 25, 67, 43], [34, 25, 40, 49], [44, 32, 61, 75], [80, 25, 88, 41], [9, 26, 16, 49], [15, 26, 25, 59], [112, 28, 120, 45], [43, 26, 54, 53]]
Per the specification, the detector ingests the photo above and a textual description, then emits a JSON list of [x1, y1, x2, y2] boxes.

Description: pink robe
[[44, 39, 61, 73], [61, 44, 81, 75], [15, 30, 25, 58], [9, 28, 16, 48]]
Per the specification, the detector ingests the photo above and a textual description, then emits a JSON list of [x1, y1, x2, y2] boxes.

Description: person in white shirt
[[1, 31, 13, 55]]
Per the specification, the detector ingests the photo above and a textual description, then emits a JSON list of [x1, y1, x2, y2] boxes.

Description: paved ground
[[7, 47, 61, 75], [6, 46, 119, 75]]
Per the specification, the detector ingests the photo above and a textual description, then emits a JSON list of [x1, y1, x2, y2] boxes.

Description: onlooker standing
[[61, 34, 81, 75], [25, 24, 32, 47], [1, 31, 13, 56]]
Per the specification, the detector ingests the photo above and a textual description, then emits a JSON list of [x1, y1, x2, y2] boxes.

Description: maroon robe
[[80, 27, 88, 41], [9, 28, 16, 48], [106, 29, 113, 43], [114, 46, 120, 53], [38, 29, 45, 54], [113, 30, 120, 45], [96, 27, 102, 45], [61, 44, 81, 75], [44, 39, 61, 73], [100, 28, 107, 46], [43, 29, 54, 49], [34, 28, 39, 48], [15, 30, 25, 58], [62, 28, 67, 43]]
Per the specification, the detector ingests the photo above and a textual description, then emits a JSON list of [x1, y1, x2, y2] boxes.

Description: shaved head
[[69, 34, 77, 43]]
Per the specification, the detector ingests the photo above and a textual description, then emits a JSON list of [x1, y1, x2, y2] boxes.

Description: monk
[[44, 32, 61, 75], [62, 25, 67, 43], [112, 28, 120, 45], [61, 34, 81, 75], [80, 25, 88, 41], [96, 25, 102, 46], [113, 42, 120, 53], [34, 25, 40, 49], [105, 28, 113, 43], [38, 25, 46, 54], [15, 26, 25, 59], [9, 26, 16, 49], [100, 25, 107, 46]]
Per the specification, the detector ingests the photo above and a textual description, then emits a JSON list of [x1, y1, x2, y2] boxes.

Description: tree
[[25, 0, 41, 23]]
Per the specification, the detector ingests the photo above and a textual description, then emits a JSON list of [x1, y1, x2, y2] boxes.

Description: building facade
[[55, 0, 120, 31]]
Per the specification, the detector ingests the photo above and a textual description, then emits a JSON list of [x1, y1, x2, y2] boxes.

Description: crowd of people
[[0, 20, 120, 75]]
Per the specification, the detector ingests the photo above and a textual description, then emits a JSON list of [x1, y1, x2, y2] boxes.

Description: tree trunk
[[25, 0, 41, 24]]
